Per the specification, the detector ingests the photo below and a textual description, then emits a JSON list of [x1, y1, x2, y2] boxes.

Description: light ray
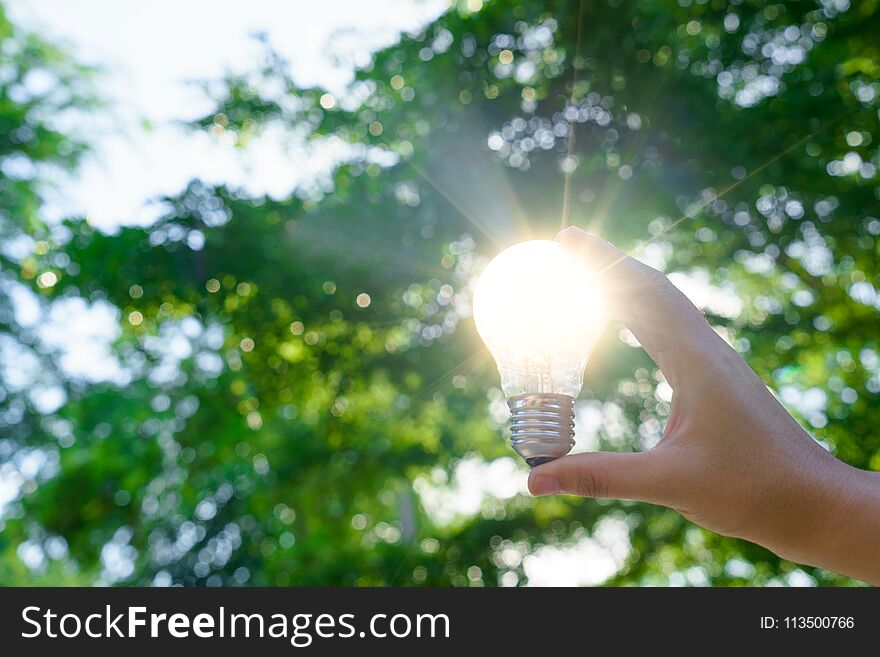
[[591, 107, 854, 281], [288, 219, 451, 279], [560, 0, 587, 230], [586, 67, 673, 236], [409, 348, 486, 403], [410, 161, 504, 246], [389, 348, 488, 585]]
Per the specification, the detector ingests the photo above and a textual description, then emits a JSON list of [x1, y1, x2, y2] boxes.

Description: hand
[[528, 227, 880, 584]]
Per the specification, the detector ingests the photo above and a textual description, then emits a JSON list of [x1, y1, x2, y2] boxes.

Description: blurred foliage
[[1, 0, 878, 586]]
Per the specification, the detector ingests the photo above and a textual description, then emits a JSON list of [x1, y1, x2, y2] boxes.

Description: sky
[[7, 0, 446, 230]]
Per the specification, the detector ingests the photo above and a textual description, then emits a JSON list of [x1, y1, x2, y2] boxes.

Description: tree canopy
[[1, 0, 878, 586]]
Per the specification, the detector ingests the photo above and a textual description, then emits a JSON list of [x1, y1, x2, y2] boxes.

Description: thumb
[[528, 451, 670, 504]]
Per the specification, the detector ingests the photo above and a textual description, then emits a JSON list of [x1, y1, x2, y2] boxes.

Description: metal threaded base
[[507, 393, 575, 467]]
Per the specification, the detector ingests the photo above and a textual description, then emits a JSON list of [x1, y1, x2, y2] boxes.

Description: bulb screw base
[[507, 393, 575, 467]]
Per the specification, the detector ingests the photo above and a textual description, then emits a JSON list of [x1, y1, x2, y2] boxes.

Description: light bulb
[[473, 240, 605, 466]]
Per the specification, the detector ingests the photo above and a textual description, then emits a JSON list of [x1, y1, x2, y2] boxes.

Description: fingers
[[557, 226, 721, 387], [528, 451, 670, 504]]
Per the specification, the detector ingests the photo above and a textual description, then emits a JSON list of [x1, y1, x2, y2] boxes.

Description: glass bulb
[[473, 240, 605, 466]]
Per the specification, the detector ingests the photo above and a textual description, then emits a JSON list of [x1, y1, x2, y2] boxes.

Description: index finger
[[557, 226, 723, 388]]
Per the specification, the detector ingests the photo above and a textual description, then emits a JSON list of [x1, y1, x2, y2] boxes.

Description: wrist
[[810, 464, 880, 583], [773, 452, 880, 582]]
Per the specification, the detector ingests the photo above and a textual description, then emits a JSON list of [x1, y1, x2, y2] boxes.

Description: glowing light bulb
[[473, 240, 605, 466]]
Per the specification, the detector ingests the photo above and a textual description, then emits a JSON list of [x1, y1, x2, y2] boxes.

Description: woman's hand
[[528, 227, 880, 584]]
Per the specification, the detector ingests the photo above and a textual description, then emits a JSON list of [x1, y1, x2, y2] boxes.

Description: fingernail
[[556, 226, 578, 241], [528, 473, 560, 497]]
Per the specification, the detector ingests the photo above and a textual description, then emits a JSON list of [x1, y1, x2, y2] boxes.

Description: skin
[[528, 227, 880, 585]]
